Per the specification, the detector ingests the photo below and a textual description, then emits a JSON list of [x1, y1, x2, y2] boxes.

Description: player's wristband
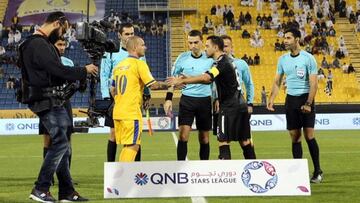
[[165, 92, 173, 101], [305, 102, 312, 106], [247, 103, 253, 107]]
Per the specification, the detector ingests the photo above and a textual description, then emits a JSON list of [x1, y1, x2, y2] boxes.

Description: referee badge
[[296, 69, 305, 79]]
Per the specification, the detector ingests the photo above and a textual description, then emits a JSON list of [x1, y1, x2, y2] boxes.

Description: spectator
[[254, 53, 260, 65], [217, 24, 226, 35], [245, 11, 252, 24], [7, 30, 15, 45], [235, 21, 241, 30], [281, 0, 289, 10], [342, 62, 349, 73], [14, 30, 21, 43], [202, 24, 209, 34], [348, 63, 355, 73], [261, 86, 267, 106], [226, 9, 235, 26], [335, 48, 345, 59], [318, 68, 325, 80], [241, 54, 249, 63], [257, 0, 264, 12], [332, 58, 340, 68], [216, 5, 223, 16], [184, 21, 192, 33], [242, 29, 251, 38], [248, 56, 254, 65], [239, 12, 246, 25], [0, 46, 5, 55], [277, 29, 284, 37], [328, 26, 336, 36], [6, 75, 15, 89], [211, 5, 216, 15], [325, 70, 333, 96], [274, 39, 282, 51], [0, 66, 3, 78], [206, 19, 214, 31], [321, 57, 330, 69]]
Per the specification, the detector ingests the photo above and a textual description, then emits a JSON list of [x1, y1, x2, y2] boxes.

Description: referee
[[267, 28, 323, 183], [167, 35, 256, 160], [164, 30, 214, 160]]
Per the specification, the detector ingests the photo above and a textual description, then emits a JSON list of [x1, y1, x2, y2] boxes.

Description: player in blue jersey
[[212, 35, 256, 159], [164, 30, 214, 160], [267, 28, 323, 183], [38, 37, 76, 184], [100, 23, 146, 162]]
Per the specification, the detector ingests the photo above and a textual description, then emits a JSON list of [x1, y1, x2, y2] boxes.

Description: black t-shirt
[[20, 34, 87, 87], [206, 54, 238, 106]]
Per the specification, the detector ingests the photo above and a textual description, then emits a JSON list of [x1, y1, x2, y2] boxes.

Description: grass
[[0, 130, 359, 203]]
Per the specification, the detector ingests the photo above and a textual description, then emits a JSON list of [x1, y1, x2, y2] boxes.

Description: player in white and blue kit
[[100, 23, 147, 162], [164, 30, 214, 160], [267, 28, 323, 183]]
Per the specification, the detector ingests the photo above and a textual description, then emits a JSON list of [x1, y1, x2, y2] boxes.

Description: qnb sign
[[5, 123, 39, 131], [136, 172, 189, 185], [250, 119, 272, 126], [315, 119, 330, 125]]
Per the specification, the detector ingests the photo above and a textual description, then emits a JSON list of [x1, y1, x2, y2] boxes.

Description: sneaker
[[29, 188, 56, 203], [59, 191, 88, 202], [310, 170, 323, 183]]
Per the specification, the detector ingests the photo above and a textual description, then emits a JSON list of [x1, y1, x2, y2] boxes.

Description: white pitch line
[[171, 132, 208, 203]]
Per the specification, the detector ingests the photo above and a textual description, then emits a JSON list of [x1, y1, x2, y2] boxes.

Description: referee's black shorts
[[178, 95, 212, 131], [104, 97, 114, 128], [39, 100, 73, 140], [285, 93, 315, 130], [216, 106, 251, 142]]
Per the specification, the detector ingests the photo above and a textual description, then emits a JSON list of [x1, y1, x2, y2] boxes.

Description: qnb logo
[[135, 172, 188, 186], [134, 173, 149, 186], [353, 117, 360, 126], [5, 123, 15, 131], [241, 161, 278, 193], [158, 117, 170, 129]]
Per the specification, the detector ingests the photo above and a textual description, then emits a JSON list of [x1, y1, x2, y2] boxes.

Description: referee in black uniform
[[167, 36, 256, 160]]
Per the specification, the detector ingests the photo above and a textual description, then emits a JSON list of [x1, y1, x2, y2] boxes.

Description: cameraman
[[39, 36, 76, 184], [100, 22, 146, 162], [19, 12, 98, 202]]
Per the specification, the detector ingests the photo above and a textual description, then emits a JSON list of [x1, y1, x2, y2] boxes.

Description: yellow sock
[[119, 147, 137, 162]]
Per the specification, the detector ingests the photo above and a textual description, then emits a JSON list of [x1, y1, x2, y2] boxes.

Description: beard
[[48, 28, 61, 44]]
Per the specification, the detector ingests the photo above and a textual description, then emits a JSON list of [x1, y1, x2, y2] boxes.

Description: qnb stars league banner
[[104, 160, 311, 198], [4, 0, 105, 26]]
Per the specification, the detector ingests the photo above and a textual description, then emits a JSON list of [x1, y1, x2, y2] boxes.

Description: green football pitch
[[0, 130, 359, 203]]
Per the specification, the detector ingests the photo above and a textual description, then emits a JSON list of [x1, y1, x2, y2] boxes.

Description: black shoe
[[59, 191, 88, 202], [310, 170, 323, 183], [29, 188, 56, 203]]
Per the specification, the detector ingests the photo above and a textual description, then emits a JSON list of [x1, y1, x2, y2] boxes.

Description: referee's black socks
[[199, 143, 210, 160], [135, 147, 141, 161], [107, 140, 117, 162], [306, 138, 321, 172], [241, 144, 256, 159], [177, 140, 188, 160], [219, 145, 231, 160], [292, 142, 303, 159]]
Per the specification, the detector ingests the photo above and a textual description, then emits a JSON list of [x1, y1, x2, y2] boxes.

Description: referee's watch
[[305, 102, 312, 106]]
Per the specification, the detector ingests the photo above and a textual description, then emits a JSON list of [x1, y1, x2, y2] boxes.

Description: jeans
[[35, 106, 74, 196]]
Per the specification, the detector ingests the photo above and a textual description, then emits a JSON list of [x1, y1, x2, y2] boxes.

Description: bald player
[[110, 36, 166, 161]]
